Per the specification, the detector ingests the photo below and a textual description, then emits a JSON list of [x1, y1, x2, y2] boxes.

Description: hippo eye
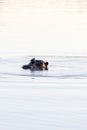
[[31, 58, 35, 63]]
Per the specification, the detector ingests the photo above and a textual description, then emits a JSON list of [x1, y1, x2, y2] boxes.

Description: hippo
[[22, 58, 48, 70]]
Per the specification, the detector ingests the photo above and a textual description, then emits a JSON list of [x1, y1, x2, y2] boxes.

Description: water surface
[[0, 56, 87, 130]]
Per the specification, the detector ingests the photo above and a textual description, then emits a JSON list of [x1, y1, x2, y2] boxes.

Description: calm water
[[0, 0, 87, 129], [0, 56, 87, 79], [0, 56, 87, 130]]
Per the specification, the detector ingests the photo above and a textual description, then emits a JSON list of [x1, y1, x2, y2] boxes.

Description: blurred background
[[0, 0, 87, 56]]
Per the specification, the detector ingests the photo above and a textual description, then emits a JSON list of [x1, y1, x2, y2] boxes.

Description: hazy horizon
[[0, 0, 87, 56]]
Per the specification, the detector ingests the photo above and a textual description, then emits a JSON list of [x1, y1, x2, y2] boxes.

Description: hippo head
[[22, 58, 48, 70]]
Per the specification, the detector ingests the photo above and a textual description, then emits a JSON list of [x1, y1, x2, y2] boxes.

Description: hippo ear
[[45, 62, 48, 66]]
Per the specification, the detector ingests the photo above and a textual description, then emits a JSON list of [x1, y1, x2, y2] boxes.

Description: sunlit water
[[0, 55, 87, 130]]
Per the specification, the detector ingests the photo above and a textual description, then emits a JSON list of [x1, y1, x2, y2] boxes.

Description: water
[[0, 55, 87, 130], [1, 55, 87, 79], [0, 0, 87, 129]]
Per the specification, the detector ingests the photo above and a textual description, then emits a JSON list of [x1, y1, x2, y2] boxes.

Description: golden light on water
[[0, 0, 87, 55]]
